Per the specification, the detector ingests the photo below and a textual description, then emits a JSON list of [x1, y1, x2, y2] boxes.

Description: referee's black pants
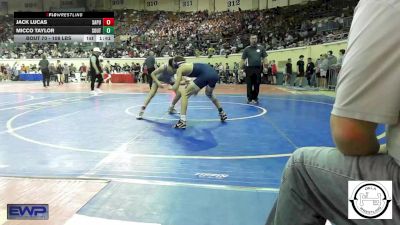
[[245, 66, 262, 102], [41, 68, 50, 87], [147, 67, 155, 89], [90, 73, 103, 91]]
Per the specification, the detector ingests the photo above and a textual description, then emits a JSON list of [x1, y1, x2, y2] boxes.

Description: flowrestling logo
[[348, 181, 392, 219]]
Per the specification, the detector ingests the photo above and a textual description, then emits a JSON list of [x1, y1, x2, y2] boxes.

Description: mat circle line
[[125, 101, 267, 122]]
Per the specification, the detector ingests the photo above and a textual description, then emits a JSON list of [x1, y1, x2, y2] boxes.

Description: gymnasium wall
[[2, 0, 86, 13], [258, 0, 267, 10], [1, 0, 313, 14], [3, 0, 43, 13], [104, 0, 144, 10], [197, 0, 214, 11], [143, 0, 179, 12], [215, 0, 251, 12], [3, 41, 347, 72], [0, 1, 8, 15], [179, 0, 199, 12], [289, 0, 305, 5], [267, 0, 288, 8], [87, 0, 311, 12]]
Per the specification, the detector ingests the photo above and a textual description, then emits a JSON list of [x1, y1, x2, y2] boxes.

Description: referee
[[240, 34, 268, 104], [89, 47, 104, 95], [144, 51, 156, 89], [39, 54, 50, 87]]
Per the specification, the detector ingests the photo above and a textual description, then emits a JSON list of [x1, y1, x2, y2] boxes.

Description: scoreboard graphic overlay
[[14, 12, 115, 43]]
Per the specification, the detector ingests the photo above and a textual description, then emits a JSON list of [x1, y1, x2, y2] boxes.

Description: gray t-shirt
[[331, 0, 400, 164], [144, 56, 156, 69], [241, 45, 267, 67], [327, 55, 337, 67]]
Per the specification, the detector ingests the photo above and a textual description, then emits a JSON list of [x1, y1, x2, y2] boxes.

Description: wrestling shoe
[[174, 119, 186, 129], [136, 106, 145, 120], [219, 111, 228, 122]]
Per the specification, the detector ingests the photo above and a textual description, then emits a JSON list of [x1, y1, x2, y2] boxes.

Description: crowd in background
[[0, 47, 345, 90], [0, 60, 153, 83], [0, 0, 358, 59], [203, 48, 344, 88]]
